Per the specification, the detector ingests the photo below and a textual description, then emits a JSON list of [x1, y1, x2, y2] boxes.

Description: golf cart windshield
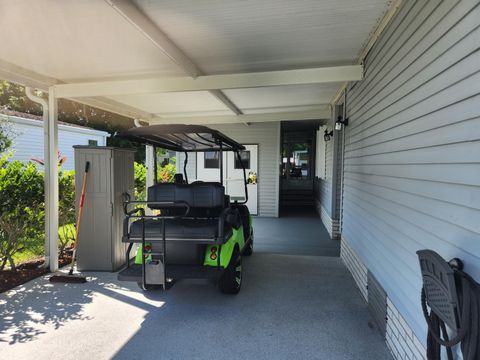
[[117, 124, 248, 203]]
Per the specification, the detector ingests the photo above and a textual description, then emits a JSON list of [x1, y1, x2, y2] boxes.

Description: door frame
[[195, 143, 260, 216], [227, 143, 259, 216]]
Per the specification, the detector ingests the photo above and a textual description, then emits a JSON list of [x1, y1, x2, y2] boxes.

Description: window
[[88, 139, 98, 146], [204, 151, 219, 168], [234, 150, 250, 169]]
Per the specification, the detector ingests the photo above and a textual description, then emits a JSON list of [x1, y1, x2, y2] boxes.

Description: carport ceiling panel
[[0, 0, 184, 81], [222, 83, 341, 111], [134, 0, 391, 73], [108, 91, 232, 116]]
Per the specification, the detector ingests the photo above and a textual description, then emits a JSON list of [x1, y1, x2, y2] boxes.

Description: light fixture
[[335, 116, 349, 131], [324, 129, 333, 142]]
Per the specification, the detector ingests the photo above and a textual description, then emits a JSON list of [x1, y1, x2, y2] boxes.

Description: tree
[[0, 80, 146, 161], [0, 118, 12, 153]]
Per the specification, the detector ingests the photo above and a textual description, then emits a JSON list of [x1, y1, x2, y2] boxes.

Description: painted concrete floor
[[254, 206, 340, 257], [0, 253, 392, 360]]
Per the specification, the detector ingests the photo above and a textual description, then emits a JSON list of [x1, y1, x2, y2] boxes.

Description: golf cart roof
[[118, 124, 245, 152]]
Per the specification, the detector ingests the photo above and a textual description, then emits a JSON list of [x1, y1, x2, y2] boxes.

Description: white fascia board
[[150, 109, 331, 125], [80, 96, 153, 121], [53, 65, 364, 98]]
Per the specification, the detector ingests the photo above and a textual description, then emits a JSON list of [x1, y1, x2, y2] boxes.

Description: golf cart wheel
[[219, 247, 242, 294], [243, 234, 253, 256]]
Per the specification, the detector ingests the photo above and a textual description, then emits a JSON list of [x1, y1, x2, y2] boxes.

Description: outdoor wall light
[[335, 116, 349, 131], [324, 129, 334, 142]]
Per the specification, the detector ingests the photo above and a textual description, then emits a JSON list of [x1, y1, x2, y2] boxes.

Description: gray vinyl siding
[[3, 115, 108, 170], [320, 120, 334, 218], [177, 151, 197, 181], [343, 0, 480, 344], [177, 122, 280, 217]]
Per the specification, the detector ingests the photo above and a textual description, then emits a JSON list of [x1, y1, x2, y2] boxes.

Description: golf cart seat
[[130, 218, 226, 241], [125, 182, 238, 244]]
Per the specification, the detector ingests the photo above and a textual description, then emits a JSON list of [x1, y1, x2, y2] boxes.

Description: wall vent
[[367, 271, 387, 338]]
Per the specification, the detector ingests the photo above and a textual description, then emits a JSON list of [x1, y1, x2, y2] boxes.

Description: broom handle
[[69, 161, 90, 273]]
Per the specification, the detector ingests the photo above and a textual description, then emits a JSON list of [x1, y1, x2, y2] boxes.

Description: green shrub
[[133, 161, 176, 199], [0, 156, 44, 270], [58, 170, 75, 255], [134, 162, 147, 200], [158, 163, 176, 183]]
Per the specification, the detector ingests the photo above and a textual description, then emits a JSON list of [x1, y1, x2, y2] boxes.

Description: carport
[[2, 1, 480, 360], [0, 0, 378, 272]]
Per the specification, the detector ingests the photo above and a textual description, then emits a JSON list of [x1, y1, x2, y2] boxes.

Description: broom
[[50, 161, 90, 283]]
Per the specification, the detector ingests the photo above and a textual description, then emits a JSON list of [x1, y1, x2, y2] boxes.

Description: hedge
[[0, 158, 174, 270]]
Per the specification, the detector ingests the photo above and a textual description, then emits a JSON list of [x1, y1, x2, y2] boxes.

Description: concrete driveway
[[0, 251, 392, 360]]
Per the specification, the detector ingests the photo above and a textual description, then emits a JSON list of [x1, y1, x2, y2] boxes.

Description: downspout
[[25, 87, 51, 269]]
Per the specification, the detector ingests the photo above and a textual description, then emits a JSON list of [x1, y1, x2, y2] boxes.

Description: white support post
[[47, 87, 59, 271], [145, 145, 155, 188], [25, 88, 51, 268]]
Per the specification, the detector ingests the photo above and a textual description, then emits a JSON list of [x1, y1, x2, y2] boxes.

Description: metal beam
[[209, 91, 242, 115], [80, 97, 153, 121], [106, 0, 242, 115], [106, 0, 199, 77], [0, 59, 58, 90], [150, 109, 331, 125], [0, 59, 153, 121], [53, 65, 363, 98]]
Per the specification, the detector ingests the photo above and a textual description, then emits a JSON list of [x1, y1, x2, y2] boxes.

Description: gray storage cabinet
[[74, 146, 135, 271]]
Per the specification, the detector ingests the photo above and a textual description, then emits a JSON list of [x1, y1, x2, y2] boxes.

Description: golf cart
[[117, 125, 253, 294]]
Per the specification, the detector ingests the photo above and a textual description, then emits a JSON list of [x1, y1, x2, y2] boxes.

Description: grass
[[11, 224, 76, 264], [12, 248, 43, 263]]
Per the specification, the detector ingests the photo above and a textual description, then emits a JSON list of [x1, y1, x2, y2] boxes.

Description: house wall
[[177, 122, 280, 217], [314, 127, 326, 179], [317, 115, 339, 238], [341, 0, 480, 358], [3, 115, 108, 170], [176, 151, 197, 182]]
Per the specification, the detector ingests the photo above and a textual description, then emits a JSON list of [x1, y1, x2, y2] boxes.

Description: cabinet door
[[111, 150, 133, 270], [75, 149, 113, 271]]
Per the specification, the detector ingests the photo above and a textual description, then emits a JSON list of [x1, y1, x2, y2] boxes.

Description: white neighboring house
[[1, 110, 109, 170]]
